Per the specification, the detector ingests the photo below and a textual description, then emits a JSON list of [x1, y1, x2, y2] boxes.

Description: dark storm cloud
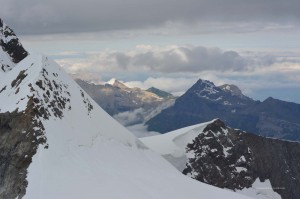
[[0, 0, 300, 35]]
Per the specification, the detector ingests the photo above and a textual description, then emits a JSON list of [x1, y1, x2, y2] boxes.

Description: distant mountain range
[[142, 119, 300, 199], [75, 79, 175, 126], [146, 79, 300, 142]]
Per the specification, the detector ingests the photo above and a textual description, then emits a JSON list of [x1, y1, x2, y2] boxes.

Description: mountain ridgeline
[[147, 79, 300, 142], [146, 87, 174, 99], [75, 79, 176, 127], [75, 79, 174, 116]]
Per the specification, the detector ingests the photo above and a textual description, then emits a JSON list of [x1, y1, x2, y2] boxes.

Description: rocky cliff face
[[0, 20, 33, 198], [0, 101, 47, 199], [183, 119, 300, 199]]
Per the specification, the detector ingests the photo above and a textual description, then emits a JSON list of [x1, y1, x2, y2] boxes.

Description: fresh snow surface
[[236, 178, 282, 199], [141, 121, 281, 199], [0, 49, 15, 73], [0, 54, 47, 112], [141, 120, 215, 171], [0, 53, 251, 199]]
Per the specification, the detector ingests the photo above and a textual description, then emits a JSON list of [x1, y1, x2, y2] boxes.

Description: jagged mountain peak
[[186, 78, 220, 97], [192, 79, 217, 89], [106, 78, 129, 89], [183, 78, 253, 106], [113, 79, 129, 89], [202, 118, 226, 132], [0, 18, 28, 72], [187, 79, 252, 102]]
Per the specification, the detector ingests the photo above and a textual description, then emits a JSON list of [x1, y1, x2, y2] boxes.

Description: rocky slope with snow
[[147, 79, 300, 142], [146, 87, 174, 99], [0, 19, 28, 72], [75, 79, 175, 126], [142, 119, 300, 199], [0, 19, 252, 199]]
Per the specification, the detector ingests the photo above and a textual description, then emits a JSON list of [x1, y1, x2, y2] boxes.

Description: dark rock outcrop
[[183, 119, 300, 199], [0, 106, 46, 199], [0, 18, 28, 67]]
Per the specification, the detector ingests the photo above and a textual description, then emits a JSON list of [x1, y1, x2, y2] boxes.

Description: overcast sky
[[1, 0, 300, 103]]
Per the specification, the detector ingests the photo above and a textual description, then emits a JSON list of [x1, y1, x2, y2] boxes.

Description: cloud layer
[[55, 45, 300, 103], [57, 45, 256, 74], [1, 0, 300, 35]]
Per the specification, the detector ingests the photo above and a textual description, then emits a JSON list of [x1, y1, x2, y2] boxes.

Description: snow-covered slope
[[141, 121, 213, 171], [0, 49, 252, 198]]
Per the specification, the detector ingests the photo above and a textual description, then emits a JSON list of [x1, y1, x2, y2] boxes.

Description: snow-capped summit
[[185, 79, 253, 105], [146, 78, 255, 133], [219, 84, 251, 100], [0, 19, 250, 199], [219, 83, 242, 96], [147, 77, 300, 141]]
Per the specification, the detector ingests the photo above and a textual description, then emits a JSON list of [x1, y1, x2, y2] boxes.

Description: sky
[[1, 0, 300, 103]]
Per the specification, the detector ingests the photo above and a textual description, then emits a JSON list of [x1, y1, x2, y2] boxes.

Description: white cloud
[[124, 77, 198, 96], [113, 108, 145, 126], [126, 124, 160, 138], [56, 45, 251, 75], [58, 45, 300, 103], [3, 0, 300, 35]]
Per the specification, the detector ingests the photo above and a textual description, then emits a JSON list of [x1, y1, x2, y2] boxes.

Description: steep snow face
[[0, 47, 15, 72], [236, 179, 282, 199], [0, 53, 142, 147], [0, 52, 251, 199], [141, 121, 214, 171]]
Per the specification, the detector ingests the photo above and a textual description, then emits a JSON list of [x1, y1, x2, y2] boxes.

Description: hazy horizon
[[1, 0, 300, 103]]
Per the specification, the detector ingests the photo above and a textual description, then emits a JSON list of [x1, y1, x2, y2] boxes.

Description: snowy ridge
[[0, 53, 143, 147], [0, 48, 15, 73], [0, 52, 251, 198], [141, 120, 217, 171]]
